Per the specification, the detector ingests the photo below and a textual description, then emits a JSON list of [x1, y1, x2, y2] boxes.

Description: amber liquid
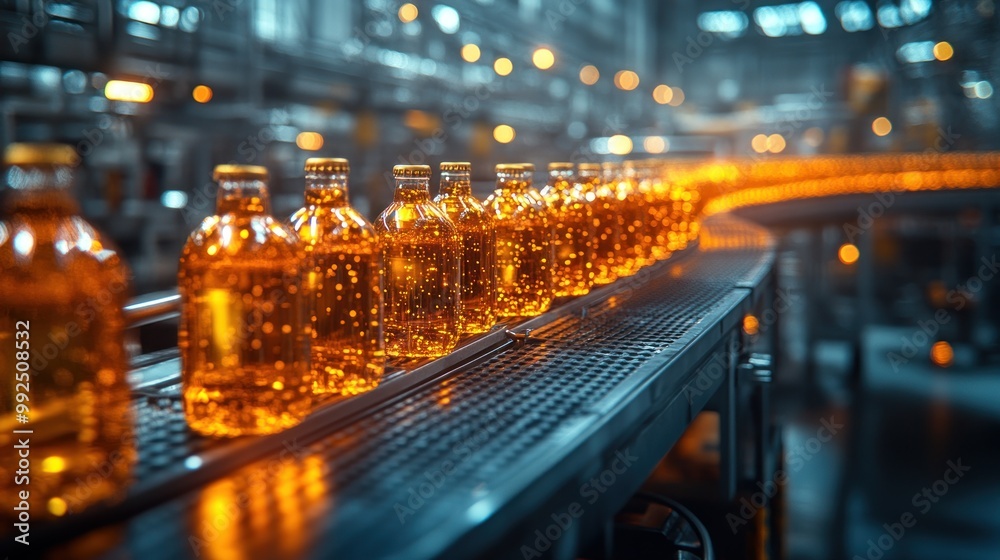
[[541, 176, 594, 297], [377, 186, 461, 357], [290, 190, 384, 396], [0, 188, 134, 521], [435, 183, 497, 334], [488, 184, 553, 317], [179, 189, 312, 437], [576, 176, 619, 285], [616, 175, 649, 274]]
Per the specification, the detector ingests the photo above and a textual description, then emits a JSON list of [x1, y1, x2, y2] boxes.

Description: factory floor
[[781, 335, 1000, 560]]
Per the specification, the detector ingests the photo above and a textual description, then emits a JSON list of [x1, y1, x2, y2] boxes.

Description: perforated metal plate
[[30, 215, 774, 560]]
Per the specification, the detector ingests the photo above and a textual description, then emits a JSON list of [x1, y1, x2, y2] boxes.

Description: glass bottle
[[486, 164, 552, 317], [289, 158, 384, 397], [0, 143, 134, 520], [179, 165, 312, 437], [575, 162, 619, 285], [540, 162, 594, 297], [517, 163, 557, 301], [602, 162, 643, 277], [433, 162, 496, 334], [622, 161, 653, 269], [375, 165, 461, 358]]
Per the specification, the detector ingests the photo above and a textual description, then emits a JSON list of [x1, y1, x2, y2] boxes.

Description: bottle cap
[[305, 158, 349, 173], [3, 143, 79, 167], [495, 163, 526, 173], [577, 162, 601, 172], [213, 164, 269, 181], [393, 164, 432, 178], [516, 163, 536, 171], [440, 162, 471, 173], [547, 162, 573, 171]]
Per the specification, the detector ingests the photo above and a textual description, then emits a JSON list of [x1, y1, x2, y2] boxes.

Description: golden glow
[[532, 47, 555, 70], [704, 154, 1000, 216], [104, 80, 154, 103], [614, 70, 640, 91], [41, 456, 67, 473], [398, 3, 418, 23], [751, 134, 769, 153], [930, 341, 954, 367], [743, 315, 760, 336], [580, 64, 600, 85], [608, 134, 633, 155], [667, 87, 685, 106], [461, 43, 481, 63], [767, 134, 786, 153], [838, 243, 860, 265], [653, 84, 674, 104], [933, 41, 953, 61], [494, 57, 513, 76], [643, 136, 667, 154], [493, 124, 515, 143], [192, 84, 213, 103], [487, 167, 553, 316], [872, 117, 892, 137], [47, 497, 68, 517], [295, 132, 324, 151]]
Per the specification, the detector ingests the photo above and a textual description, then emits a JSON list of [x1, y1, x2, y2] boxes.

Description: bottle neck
[[216, 179, 271, 215], [547, 170, 574, 190], [394, 177, 431, 203], [439, 172, 472, 197], [497, 173, 531, 193], [304, 171, 350, 207], [3, 165, 79, 214]]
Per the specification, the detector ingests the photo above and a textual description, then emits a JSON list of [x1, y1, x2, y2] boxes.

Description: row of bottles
[[0, 144, 699, 521], [177, 158, 696, 438]]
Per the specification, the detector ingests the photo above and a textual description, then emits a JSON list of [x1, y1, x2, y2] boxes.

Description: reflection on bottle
[[433, 162, 496, 334], [486, 164, 552, 317], [575, 162, 619, 285], [179, 165, 312, 437], [289, 158, 384, 396], [0, 143, 134, 522], [376, 165, 461, 358], [541, 162, 594, 297]]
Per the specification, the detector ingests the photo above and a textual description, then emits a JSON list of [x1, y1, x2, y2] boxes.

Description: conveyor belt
[[21, 214, 774, 560]]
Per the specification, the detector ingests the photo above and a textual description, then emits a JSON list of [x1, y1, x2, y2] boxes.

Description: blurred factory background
[[2, 0, 998, 291]]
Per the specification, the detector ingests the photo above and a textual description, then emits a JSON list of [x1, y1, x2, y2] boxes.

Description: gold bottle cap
[[577, 162, 601, 172], [213, 164, 269, 181], [516, 163, 536, 171], [305, 158, 349, 173], [440, 162, 471, 173], [548, 162, 573, 171], [393, 164, 432, 178], [495, 163, 526, 173], [3, 143, 79, 167]]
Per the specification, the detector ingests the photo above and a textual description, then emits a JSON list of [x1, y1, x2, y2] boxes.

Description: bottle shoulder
[[375, 202, 458, 236], [289, 205, 378, 247], [182, 214, 302, 261], [0, 214, 131, 298]]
